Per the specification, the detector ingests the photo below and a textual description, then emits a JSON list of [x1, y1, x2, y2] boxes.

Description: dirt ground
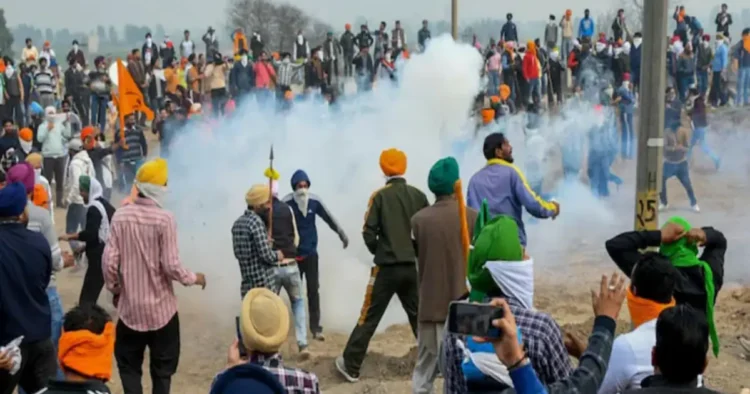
[[50, 132, 750, 394]]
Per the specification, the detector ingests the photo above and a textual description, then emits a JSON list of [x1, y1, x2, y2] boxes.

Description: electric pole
[[634, 0, 669, 231], [451, 0, 458, 40]]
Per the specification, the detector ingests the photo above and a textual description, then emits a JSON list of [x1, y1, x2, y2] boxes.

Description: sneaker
[[658, 203, 669, 211], [312, 332, 326, 342], [334, 356, 359, 383], [298, 345, 311, 361], [692, 204, 701, 213]]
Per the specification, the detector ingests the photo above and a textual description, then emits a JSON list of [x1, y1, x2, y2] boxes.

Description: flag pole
[[267, 145, 275, 238]]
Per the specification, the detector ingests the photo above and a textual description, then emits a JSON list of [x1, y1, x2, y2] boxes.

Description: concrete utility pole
[[451, 0, 458, 40], [634, 0, 669, 231]]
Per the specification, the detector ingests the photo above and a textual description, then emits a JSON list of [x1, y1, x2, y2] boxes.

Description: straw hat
[[240, 288, 290, 353]]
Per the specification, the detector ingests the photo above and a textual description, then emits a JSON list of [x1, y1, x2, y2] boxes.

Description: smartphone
[[235, 317, 248, 358], [447, 301, 504, 338]]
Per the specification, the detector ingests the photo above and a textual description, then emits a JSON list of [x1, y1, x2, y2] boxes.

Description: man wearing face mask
[[202, 27, 220, 60], [501, 13, 518, 44], [0, 120, 22, 173], [230, 50, 255, 103], [66, 40, 86, 69], [3, 63, 24, 127], [250, 31, 264, 60], [293, 30, 311, 62], [142, 33, 159, 70], [548, 47, 564, 106], [283, 170, 348, 342], [354, 24, 374, 51], [630, 33, 643, 99]]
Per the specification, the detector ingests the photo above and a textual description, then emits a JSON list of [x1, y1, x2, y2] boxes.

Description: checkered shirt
[[231, 209, 278, 297], [442, 297, 573, 393], [251, 353, 320, 394]]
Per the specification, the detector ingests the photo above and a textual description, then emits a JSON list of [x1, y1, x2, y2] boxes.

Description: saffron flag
[[116, 59, 153, 148]]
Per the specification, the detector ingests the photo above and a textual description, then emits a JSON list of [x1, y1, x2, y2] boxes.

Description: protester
[[733, 28, 750, 106], [88, 57, 111, 132], [341, 24, 356, 77], [599, 253, 679, 392], [411, 157, 477, 394], [33, 58, 57, 109], [466, 133, 559, 247], [25, 153, 53, 215], [335, 148, 428, 383], [4, 65, 25, 127], [213, 288, 320, 393], [41, 304, 115, 394], [710, 34, 729, 107], [64, 138, 95, 254], [0, 182, 56, 394], [232, 184, 284, 296], [659, 94, 699, 212], [579, 9, 595, 41], [282, 170, 348, 342], [715, 4, 732, 38], [418, 20, 431, 52], [687, 88, 720, 169], [114, 113, 148, 192], [606, 218, 726, 358], [60, 176, 115, 306], [37, 106, 72, 207], [625, 305, 721, 393], [501, 13, 518, 43], [103, 158, 207, 394]]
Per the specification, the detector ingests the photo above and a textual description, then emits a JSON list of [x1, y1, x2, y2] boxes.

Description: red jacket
[[522, 52, 540, 80]]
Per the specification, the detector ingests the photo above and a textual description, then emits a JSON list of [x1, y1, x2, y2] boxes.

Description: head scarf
[[659, 216, 719, 356], [246, 184, 270, 207], [428, 157, 459, 196], [499, 84, 511, 101], [240, 288, 290, 354], [81, 176, 109, 242], [526, 40, 536, 56], [25, 152, 43, 169], [379, 148, 407, 177], [81, 126, 96, 149], [0, 182, 28, 217], [18, 128, 33, 154], [626, 287, 675, 329], [7, 162, 35, 194], [57, 322, 115, 381], [468, 204, 525, 302], [32, 183, 49, 210], [481, 108, 496, 125], [135, 158, 168, 206]]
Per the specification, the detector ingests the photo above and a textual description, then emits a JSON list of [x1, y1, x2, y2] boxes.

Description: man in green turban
[[606, 216, 727, 356]]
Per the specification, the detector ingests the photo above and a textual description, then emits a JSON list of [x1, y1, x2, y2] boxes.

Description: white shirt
[[598, 320, 657, 393], [181, 40, 195, 57]]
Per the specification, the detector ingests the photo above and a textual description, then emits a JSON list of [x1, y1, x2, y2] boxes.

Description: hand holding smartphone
[[447, 301, 505, 338]]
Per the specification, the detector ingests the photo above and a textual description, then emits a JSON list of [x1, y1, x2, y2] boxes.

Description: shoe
[[298, 345, 311, 361], [659, 203, 669, 211], [334, 356, 359, 383], [692, 204, 700, 213], [312, 332, 326, 342]]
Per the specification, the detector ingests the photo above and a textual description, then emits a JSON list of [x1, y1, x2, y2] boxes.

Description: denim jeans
[[660, 161, 697, 206], [697, 70, 709, 96], [487, 70, 500, 95], [561, 38, 573, 64], [737, 67, 750, 106], [90, 95, 109, 132], [619, 111, 634, 159], [121, 158, 144, 194], [271, 263, 308, 347], [528, 78, 541, 103], [587, 151, 610, 198], [689, 126, 720, 165]]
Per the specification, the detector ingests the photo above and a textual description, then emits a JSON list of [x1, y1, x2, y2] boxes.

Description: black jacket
[[64, 68, 86, 97], [340, 31, 356, 54], [261, 198, 297, 259], [141, 42, 160, 68], [605, 229, 726, 315], [78, 197, 116, 259], [354, 31, 374, 50], [624, 376, 720, 394]]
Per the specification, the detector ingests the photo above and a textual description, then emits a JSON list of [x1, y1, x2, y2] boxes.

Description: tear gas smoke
[[163, 35, 626, 332]]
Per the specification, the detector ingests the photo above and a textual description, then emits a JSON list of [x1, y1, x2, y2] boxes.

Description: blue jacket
[[282, 170, 347, 257], [0, 222, 52, 345], [712, 43, 728, 72], [579, 17, 595, 38]]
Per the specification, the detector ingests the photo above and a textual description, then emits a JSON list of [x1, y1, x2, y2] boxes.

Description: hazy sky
[[4, 0, 741, 32]]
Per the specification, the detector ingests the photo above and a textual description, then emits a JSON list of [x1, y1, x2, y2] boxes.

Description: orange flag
[[116, 59, 153, 149]]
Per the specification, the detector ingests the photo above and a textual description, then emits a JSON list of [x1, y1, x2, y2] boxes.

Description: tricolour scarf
[[626, 288, 675, 329]]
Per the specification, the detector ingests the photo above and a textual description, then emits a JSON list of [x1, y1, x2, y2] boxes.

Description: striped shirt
[[33, 69, 56, 95], [102, 197, 197, 332]]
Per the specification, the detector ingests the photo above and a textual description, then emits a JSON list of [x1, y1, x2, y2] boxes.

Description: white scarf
[[485, 258, 535, 310], [293, 188, 310, 218], [85, 178, 110, 243], [136, 181, 167, 207]]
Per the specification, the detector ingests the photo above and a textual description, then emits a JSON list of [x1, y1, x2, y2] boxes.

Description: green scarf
[[467, 199, 523, 301], [659, 216, 719, 356]]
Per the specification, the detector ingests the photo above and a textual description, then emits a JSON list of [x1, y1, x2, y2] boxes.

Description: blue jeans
[[561, 38, 573, 64], [90, 95, 109, 132], [120, 158, 144, 194], [737, 67, 750, 105], [588, 151, 610, 197], [689, 126, 720, 165], [272, 263, 308, 347], [697, 70, 709, 96], [619, 111, 634, 159], [528, 78, 541, 103], [678, 76, 693, 102], [487, 70, 500, 95], [660, 161, 697, 206]]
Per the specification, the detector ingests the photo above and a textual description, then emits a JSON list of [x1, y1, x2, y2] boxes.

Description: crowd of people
[[0, 4, 745, 394]]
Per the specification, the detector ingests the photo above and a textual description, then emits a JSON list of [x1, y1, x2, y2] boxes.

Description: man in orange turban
[[49, 304, 115, 392], [334, 148, 429, 383]]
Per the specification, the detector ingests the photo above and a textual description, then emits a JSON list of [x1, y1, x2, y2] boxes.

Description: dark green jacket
[[363, 177, 429, 265]]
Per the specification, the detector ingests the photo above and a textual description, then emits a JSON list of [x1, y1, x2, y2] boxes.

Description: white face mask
[[240, 55, 248, 66], [633, 38, 642, 47], [73, 44, 79, 52], [293, 188, 310, 217], [622, 81, 630, 90], [549, 50, 560, 61], [4, 65, 14, 79], [19, 139, 32, 154], [316, 51, 324, 60], [385, 54, 392, 62], [297, 35, 304, 44], [702, 41, 709, 48], [146, 38, 152, 45], [282, 57, 290, 64]]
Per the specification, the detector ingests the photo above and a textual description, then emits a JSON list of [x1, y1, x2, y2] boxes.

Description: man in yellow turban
[[334, 148, 429, 383], [102, 157, 206, 394]]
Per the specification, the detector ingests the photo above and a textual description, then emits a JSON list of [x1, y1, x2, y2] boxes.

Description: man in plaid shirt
[[232, 184, 283, 298]]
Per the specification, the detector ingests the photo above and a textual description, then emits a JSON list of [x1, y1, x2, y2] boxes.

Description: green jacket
[[363, 177, 429, 265]]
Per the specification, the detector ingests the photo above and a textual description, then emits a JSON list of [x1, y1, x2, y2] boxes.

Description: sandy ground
[[49, 129, 750, 394]]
